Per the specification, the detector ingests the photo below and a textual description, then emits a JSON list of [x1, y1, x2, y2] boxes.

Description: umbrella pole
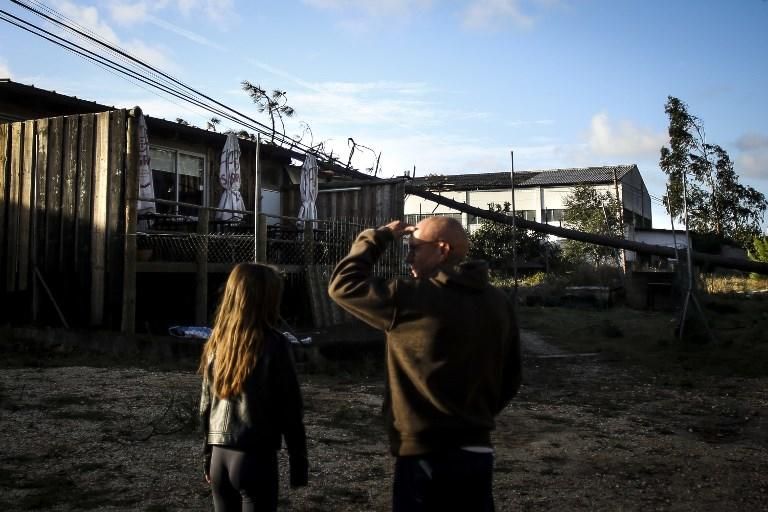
[[254, 135, 261, 262]]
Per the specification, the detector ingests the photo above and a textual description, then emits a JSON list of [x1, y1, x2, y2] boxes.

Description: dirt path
[[521, 329, 567, 356], [0, 332, 766, 511]]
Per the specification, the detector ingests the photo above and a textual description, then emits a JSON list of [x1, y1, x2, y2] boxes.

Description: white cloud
[[506, 119, 555, 127], [146, 16, 226, 50], [0, 58, 11, 78], [122, 39, 176, 70], [48, 0, 175, 69], [313, 81, 432, 96], [108, 1, 148, 25], [108, 0, 234, 34], [737, 150, 768, 180], [461, 0, 567, 31], [462, 0, 533, 30], [736, 133, 768, 152], [52, 0, 121, 43], [586, 112, 667, 160], [200, 0, 235, 27], [302, 0, 432, 18], [734, 132, 768, 182], [148, 0, 234, 19], [245, 58, 442, 133]]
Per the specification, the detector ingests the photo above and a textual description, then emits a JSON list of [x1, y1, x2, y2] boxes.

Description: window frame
[[149, 144, 208, 214]]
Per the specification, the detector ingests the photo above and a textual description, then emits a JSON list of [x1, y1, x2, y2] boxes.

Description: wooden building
[[1, 80, 406, 333]]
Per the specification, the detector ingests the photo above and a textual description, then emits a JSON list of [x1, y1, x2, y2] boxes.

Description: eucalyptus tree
[[659, 96, 767, 247]]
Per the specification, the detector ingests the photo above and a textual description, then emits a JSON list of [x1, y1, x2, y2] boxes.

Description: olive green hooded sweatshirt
[[328, 228, 522, 456]]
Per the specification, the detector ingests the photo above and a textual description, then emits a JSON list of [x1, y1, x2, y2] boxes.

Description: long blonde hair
[[199, 263, 283, 398]]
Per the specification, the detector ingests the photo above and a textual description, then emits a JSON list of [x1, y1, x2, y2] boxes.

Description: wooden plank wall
[[0, 123, 8, 293], [305, 264, 351, 328], [0, 110, 130, 328]]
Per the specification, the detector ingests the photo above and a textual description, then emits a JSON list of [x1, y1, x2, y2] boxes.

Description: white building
[[405, 164, 652, 234]]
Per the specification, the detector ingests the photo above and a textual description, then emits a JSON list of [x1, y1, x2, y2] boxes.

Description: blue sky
[[1, 0, 767, 230]]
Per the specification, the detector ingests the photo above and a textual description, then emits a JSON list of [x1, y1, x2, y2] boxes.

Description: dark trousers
[[392, 449, 495, 512], [210, 445, 278, 512]]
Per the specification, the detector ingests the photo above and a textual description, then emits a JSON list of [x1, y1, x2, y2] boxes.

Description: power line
[[10, 0, 276, 139], [3, 0, 339, 165], [0, 10, 236, 123]]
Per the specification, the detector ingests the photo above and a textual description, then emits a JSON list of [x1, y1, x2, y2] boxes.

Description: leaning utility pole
[[405, 186, 768, 275]]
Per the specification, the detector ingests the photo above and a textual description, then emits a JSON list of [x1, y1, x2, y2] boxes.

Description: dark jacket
[[328, 228, 522, 457], [199, 329, 308, 486]]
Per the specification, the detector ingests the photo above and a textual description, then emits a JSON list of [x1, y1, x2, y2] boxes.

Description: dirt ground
[[1, 330, 766, 511]]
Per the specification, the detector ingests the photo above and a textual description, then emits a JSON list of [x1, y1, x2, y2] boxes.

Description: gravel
[[1, 330, 766, 511]]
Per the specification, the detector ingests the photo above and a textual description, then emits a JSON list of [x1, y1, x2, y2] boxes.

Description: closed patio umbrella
[[216, 133, 245, 221], [137, 114, 155, 214], [297, 154, 318, 227]]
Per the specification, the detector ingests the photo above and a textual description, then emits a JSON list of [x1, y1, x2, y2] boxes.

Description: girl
[[199, 263, 308, 512]]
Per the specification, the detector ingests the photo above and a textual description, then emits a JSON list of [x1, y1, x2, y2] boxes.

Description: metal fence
[[134, 213, 408, 278]]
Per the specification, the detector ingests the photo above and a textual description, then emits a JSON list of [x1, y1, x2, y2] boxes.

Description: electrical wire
[[0, 9, 254, 130], [10, 0, 276, 139], [2, 0, 338, 164]]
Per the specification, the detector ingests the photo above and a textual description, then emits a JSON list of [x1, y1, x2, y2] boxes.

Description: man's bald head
[[415, 216, 469, 264]]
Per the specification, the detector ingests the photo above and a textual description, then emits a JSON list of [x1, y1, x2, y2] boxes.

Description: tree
[[206, 117, 220, 131], [241, 80, 295, 143], [469, 202, 554, 274], [660, 96, 767, 248], [561, 183, 623, 265], [749, 236, 768, 263]]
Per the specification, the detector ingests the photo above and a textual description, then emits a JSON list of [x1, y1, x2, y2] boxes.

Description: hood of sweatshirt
[[431, 259, 490, 291]]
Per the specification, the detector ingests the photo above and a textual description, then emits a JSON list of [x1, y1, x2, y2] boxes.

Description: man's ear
[[438, 241, 452, 259]]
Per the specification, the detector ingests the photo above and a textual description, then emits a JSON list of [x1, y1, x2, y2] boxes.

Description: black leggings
[[210, 446, 279, 512]]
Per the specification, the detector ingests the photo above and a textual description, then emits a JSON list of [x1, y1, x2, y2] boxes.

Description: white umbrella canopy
[[297, 154, 318, 227], [137, 114, 155, 214], [215, 133, 246, 221]]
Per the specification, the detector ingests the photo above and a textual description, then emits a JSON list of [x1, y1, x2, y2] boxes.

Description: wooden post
[[6, 122, 22, 292], [195, 207, 209, 325], [45, 116, 63, 275], [0, 123, 8, 294], [18, 121, 35, 292], [0, 124, 11, 280], [60, 116, 79, 273], [91, 112, 110, 326], [107, 110, 126, 327], [32, 119, 49, 322], [121, 109, 139, 334]]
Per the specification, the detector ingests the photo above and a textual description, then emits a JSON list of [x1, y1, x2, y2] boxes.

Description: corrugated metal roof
[[522, 165, 636, 186], [412, 171, 539, 190], [410, 165, 637, 190]]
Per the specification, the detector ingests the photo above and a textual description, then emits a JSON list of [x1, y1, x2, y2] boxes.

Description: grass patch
[[701, 274, 768, 294], [518, 300, 768, 377]]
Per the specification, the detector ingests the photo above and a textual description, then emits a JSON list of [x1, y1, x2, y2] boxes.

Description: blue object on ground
[[168, 326, 213, 339], [282, 332, 313, 345]]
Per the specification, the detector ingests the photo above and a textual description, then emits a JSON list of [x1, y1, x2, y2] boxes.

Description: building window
[[515, 210, 536, 221], [544, 209, 564, 223], [150, 146, 205, 216], [405, 212, 462, 225]]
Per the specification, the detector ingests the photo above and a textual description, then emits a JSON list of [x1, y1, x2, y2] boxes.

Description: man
[[328, 216, 522, 512]]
